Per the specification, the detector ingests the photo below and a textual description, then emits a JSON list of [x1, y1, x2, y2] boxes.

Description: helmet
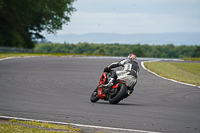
[[127, 54, 137, 60]]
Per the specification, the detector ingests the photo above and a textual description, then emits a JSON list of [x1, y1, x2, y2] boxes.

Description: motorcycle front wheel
[[90, 86, 99, 103], [109, 83, 127, 104]]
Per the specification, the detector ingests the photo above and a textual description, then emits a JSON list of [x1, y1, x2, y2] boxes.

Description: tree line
[[34, 42, 200, 58]]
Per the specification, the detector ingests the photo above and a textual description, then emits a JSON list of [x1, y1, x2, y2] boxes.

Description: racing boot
[[127, 90, 133, 95]]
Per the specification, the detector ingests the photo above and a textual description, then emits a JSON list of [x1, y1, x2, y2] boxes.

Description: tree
[[195, 46, 200, 57], [0, 0, 76, 48], [132, 47, 145, 57], [99, 48, 105, 55]]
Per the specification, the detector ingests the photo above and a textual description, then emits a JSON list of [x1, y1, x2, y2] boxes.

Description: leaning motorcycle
[[90, 70, 137, 104]]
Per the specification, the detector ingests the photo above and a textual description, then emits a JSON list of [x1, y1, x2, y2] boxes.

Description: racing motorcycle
[[90, 70, 137, 104]]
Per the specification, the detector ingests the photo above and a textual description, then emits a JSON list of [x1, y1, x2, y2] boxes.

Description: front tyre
[[90, 86, 99, 103], [109, 83, 128, 104]]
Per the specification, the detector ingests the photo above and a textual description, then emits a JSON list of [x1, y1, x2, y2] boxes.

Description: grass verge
[[182, 57, 200, 61], [0, 53, 97, 59], [144, 62, 200, 86], [0, 119, 81, 133]]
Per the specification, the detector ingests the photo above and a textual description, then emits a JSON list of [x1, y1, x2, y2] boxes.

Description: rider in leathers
[[103, 54, 139, 96]]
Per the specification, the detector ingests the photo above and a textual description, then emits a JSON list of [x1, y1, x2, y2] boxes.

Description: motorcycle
[[90, 70, 137, 104]]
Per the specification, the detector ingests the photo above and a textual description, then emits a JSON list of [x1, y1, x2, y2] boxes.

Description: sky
[[51, 0, 200, 35]]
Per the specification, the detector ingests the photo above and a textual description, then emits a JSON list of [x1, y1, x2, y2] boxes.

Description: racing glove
[[103, 67, 111, 73]]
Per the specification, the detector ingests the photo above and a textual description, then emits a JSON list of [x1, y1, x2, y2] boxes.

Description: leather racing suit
[[105, 58, 139, 92]]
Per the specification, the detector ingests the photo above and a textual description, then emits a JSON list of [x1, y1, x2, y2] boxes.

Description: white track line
[[0, 116, 160, 133], [141, 60, 200, 88], [0, 56, 41, 61], [0, 57, 20, 61]]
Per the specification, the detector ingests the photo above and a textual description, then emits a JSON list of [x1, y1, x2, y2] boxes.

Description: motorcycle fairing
[[97, 73, 107, 100], [97, 72, 120, 100]]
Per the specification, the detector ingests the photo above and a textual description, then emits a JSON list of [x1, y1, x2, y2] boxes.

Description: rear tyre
[[109, 83, 128, 104], [90, 86, 99, 103]]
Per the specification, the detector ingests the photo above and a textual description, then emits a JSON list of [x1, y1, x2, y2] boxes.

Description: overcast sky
[[54, 0, 200, 35]]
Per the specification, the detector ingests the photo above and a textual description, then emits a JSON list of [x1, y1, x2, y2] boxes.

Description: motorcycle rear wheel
[[90, 86, 99, 102], [109, 83, 127, 104]]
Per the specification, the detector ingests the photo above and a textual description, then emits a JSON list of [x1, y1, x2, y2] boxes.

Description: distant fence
[[0, 47, 33, 53]]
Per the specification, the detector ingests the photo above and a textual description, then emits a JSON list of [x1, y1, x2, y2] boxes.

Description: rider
[[103, 54, 139, 95]]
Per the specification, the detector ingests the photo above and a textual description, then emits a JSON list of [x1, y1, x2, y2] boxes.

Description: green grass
[[0, 119, 81, 133], [144, 62, 200, 86], [182, 57, 200, 61], [0, 53, 93, 59]]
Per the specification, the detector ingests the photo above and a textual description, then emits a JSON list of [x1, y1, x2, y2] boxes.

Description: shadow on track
[[94, 102, 144, 106]]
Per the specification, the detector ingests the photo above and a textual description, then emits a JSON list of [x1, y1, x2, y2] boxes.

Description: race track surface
[[0, 57, 200, 133]]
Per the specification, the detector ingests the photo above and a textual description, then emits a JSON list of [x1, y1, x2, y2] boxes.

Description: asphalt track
[[0, 57, 200, 133]]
